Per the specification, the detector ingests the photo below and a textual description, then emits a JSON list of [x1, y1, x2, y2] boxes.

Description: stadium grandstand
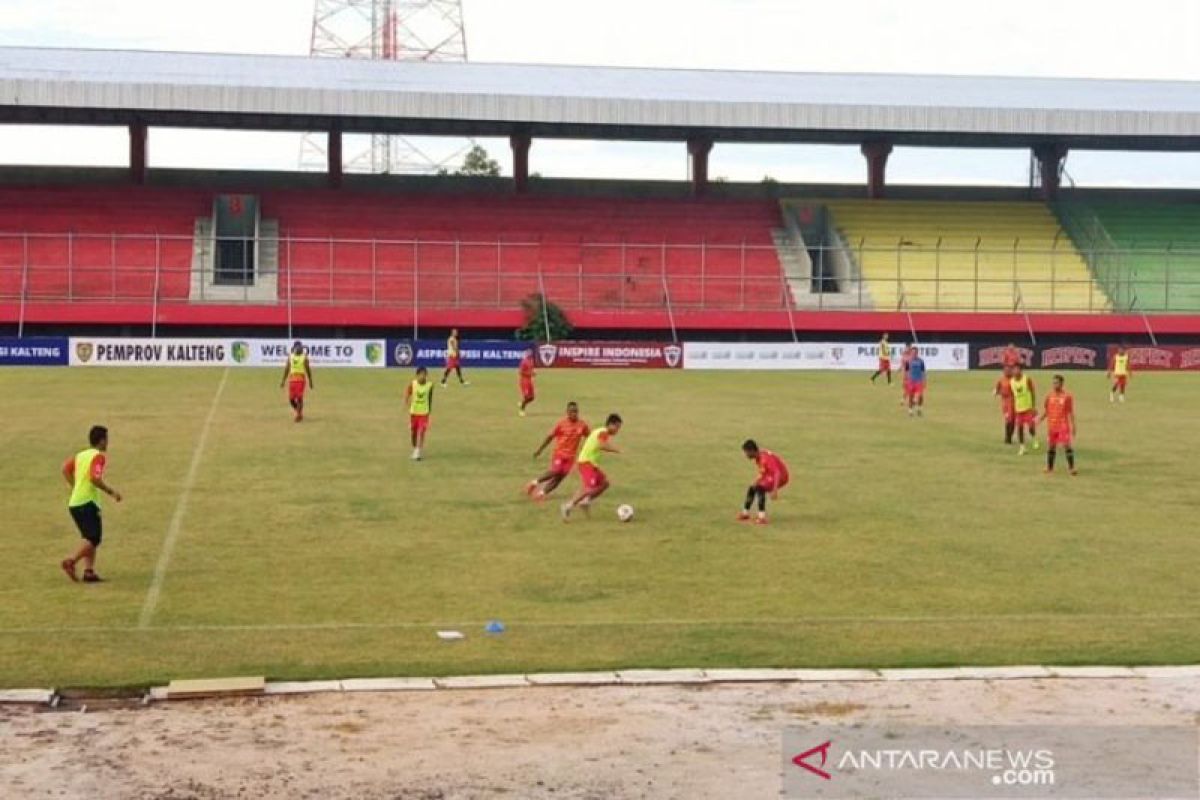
[[1, 46, 1199, 337]]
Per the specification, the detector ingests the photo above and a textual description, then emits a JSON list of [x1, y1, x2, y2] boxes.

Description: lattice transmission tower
[[299, 0, 472, 174]]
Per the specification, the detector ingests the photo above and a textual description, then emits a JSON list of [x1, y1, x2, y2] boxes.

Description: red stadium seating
[[0, 187, 788, 317], [265, 191, 787, 312], [0, 186, 204, 304]]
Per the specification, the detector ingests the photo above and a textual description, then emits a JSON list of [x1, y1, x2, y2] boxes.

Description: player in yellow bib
[[1008, 364, 1040, 455], [404, 366, 435, 460], [1108, 345, 1131, 403], [560, 413, 622, 522], [439, 328, 469, 387], [278, 340, 313, 422], [870, 333, 892, 385], [60, 425, 122, 583]]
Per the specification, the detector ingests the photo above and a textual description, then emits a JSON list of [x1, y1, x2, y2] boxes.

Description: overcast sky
[[1, 0, 1198, 186]]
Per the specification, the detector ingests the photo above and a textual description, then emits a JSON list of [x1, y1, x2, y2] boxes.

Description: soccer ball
[[616, 504, 635, 522]]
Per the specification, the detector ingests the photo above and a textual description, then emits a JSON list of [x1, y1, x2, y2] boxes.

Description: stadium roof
[[2, 46, 1200, 149]]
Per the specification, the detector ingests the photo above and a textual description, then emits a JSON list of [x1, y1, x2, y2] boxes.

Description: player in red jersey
[[738, 439, 789, 525], [993, 364, 1016, 444], [439, 328, 468, 387], [1039, 374, 1077, 475], [527, 401, 590, 500], [518, 348, 537, 417], [1002, 342, 1021, 371]]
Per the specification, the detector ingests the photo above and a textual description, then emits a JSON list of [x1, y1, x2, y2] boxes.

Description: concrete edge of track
[[8, 665, 1200, 706]]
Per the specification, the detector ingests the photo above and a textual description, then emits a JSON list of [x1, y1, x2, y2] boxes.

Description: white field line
[[2, 611, 1199, 637], [137, 368, 230, 629]]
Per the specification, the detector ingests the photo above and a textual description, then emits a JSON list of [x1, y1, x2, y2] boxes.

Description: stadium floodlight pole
[[779, 256, 799, 343], [285, 234, 294, 341], [659, 242, 679, 343], [17, 234, 28, 338], [536, 263, 552, 343], [1142, 313, 1158, 346], [300, 0, 472, 175]]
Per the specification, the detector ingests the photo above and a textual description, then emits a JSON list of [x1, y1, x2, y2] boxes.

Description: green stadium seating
[[1065, 202, 1200, 312]]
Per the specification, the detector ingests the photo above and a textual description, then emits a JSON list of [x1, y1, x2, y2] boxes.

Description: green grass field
[[2, 366, 1199, 689]]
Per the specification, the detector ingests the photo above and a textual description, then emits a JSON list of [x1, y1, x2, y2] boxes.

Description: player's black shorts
[[68, 502, 102, 547]]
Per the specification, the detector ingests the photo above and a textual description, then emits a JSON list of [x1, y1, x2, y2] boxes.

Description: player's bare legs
[[561, 481, 607, 521], [528, 470, 565, 500]]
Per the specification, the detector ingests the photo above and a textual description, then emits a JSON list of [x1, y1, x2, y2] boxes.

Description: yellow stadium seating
[[823, 200, 1109, 312]]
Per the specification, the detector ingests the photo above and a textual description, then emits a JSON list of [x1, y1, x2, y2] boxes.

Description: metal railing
[[2, 232, 1199, 335]]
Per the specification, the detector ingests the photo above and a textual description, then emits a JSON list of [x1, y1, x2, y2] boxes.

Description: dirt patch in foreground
[[2, 677, 1198, 799]]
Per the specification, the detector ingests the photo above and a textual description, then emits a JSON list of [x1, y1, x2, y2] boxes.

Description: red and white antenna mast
[[300, 0, 471, 174]]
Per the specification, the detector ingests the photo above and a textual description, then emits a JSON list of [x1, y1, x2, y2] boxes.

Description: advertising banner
[[231, 339, 385, 368], [976, 344, 1103, 370], [71, 338, 232, 367], [683, 342, 969, 371], [1106, 344, 1200, 371], [974, 344, 1036, 369], [534, 341, 684, 369], [0, 337, 69, 366], [386, 339, 530, 369], [70, 338, 385, 367]]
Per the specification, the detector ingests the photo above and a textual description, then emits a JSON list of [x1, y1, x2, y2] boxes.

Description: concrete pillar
[[687, 137, 713, 197], [327, 125, 344, 189], [510, 133, 532, 194], [1033, 142, 1068, 200], [128, 122, 148, 185], [861, 140, 893, 199]]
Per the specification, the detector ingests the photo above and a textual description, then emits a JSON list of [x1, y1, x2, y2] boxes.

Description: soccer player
[[404, 366, 435, 460], [899, 344, 916, 406], [560, 413, 622, 522], [1108, 344, 1131, 403], [279, 340, 313, 422], [518, 347, 536, 416], [60, 425, 122, 583], [440, 328, 469, 387], [528, 401, 590, 500], [1040, 374, 1078, 476], [870, 333, 892, 384], [906, 350, 927, 416], [993, 364, 1017, 444], [738, 439, 789, 525], [1002, 342, 1021, 372], [1009, 363, 1040, 455]]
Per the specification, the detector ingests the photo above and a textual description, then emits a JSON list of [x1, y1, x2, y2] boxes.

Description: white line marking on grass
[[137, 368, 230, 629], [4, 611, 1200, 637]]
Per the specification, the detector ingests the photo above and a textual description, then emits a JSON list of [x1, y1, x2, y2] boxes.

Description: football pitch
[[2, 366, 1199, 689]]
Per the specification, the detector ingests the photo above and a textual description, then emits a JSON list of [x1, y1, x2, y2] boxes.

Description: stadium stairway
[[822, 200, 1108, 313], [1057, 201, 1200, 312]]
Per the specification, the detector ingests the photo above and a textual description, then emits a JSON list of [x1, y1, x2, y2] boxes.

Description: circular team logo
[[393, 342, 414, 366]]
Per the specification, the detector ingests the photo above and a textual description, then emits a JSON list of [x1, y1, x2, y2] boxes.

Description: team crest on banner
[[392, 342, 414, 366], [831, 346, 844, 362], [664, 344, 682, 368], [537, 343, 558, 367], [75, 342, 94, 363]]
